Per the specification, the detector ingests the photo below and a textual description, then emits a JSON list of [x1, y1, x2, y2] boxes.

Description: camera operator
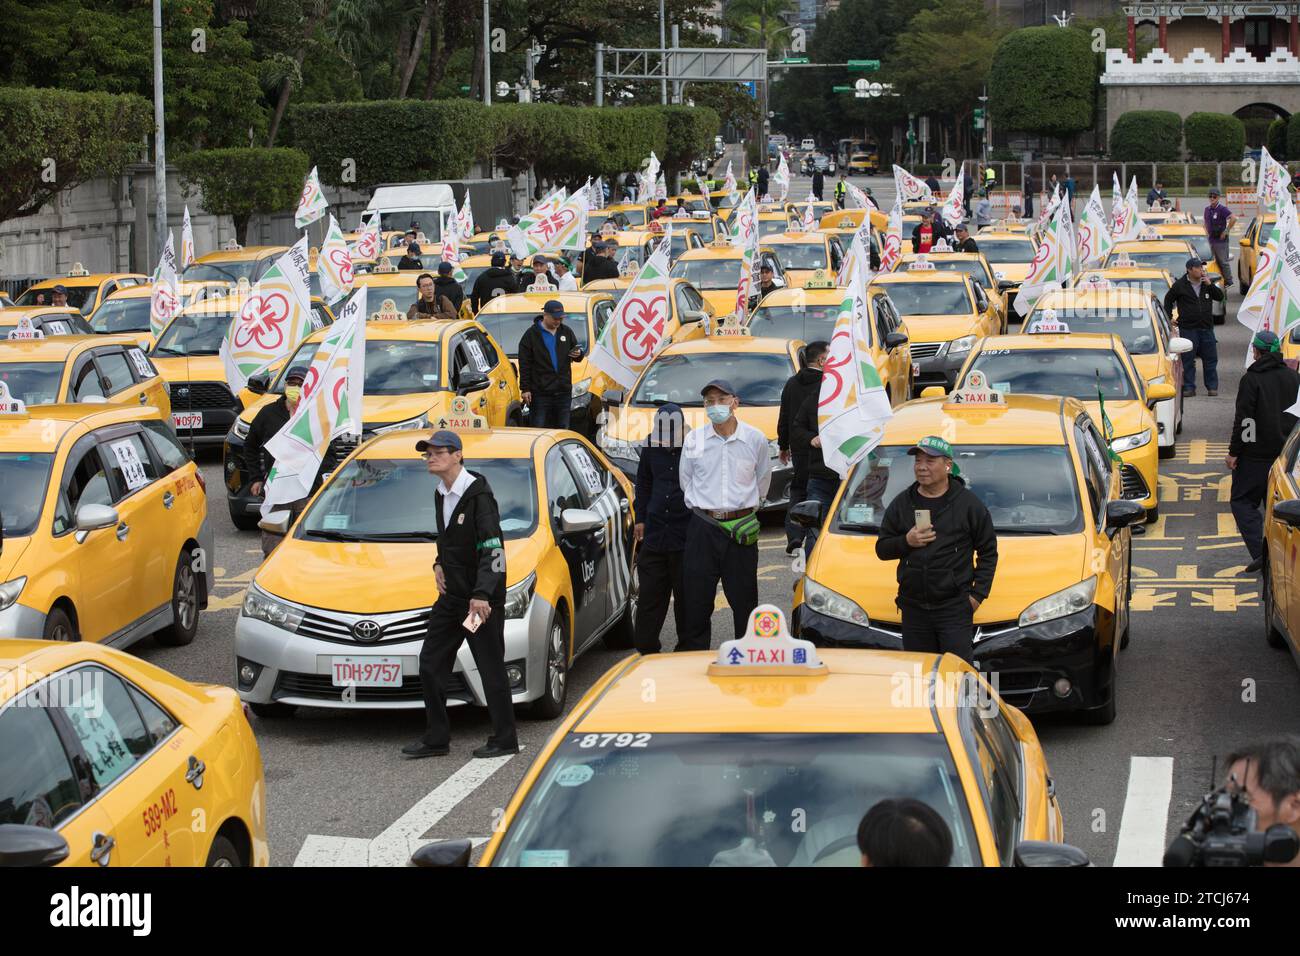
[[1225, 736, 1300, 866]]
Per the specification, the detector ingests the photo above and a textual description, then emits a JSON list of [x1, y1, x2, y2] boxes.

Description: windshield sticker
[[322, 513, 350, 530], [993, 382, 1011, 392], [576, 732, 652, 748], [127, 348, 153, 379], [556, 764, 594, 787], [422, 373, 438, 383], [845, 505, 874, 524], [982, 348, 1011, 356], [62, 680, 134, 787], [569, 447, 605, 495], [519, 850, 570, 867], [108, 440, 149, 490]]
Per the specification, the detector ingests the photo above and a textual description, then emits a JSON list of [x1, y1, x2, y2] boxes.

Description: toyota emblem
[[352, 620, 382, 642]]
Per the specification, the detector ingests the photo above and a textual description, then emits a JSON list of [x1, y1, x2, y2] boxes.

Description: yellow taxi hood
[[894, 314, 981, 343], [807, 529, 1090, 625], [0, 536, 31, 584], [363, 393, 448, 428], [699, 289, 740, 316], [1079, 398, 1148, 437], [606, 403, 779, 442], [257, 535, 541, 613], [151, 354, 225, 384], [991, 262, 1031, 283]]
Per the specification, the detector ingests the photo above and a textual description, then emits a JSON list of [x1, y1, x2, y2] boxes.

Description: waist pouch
[[699, 510, 761, 547]]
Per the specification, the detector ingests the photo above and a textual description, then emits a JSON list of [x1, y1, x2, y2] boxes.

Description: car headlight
[[242, 583, 305, 632], [1019, 575, 1097, 628], [373, 412, 430, 435], [949, 334, 977, 355], [1110, 429, 1152, 453], [804, 578, 870, 628], [232, 418, 251, 440], [505, 572, 536, 620], [571, 377, 592, 399], [0, 577, 27, 612]]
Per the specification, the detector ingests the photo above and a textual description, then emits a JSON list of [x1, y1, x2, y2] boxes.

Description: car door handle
[[90, 831, 115, 866], [185, 755, 205, 790], [593, 529, 607, 544], [162, 492, 175, 509], [138, 392, 148, 404], [116, 522, 130, 541]]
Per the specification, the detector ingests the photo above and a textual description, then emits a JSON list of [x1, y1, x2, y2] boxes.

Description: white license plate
[[331, 657, 403, 688], [172, 411, 203, 429]]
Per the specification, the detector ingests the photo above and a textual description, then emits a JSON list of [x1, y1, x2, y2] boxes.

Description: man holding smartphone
[[404, 429, 518, 760], [875, 436, 997, 661]]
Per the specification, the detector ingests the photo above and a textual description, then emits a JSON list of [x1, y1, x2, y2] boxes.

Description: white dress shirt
[[554, 271, 578, 291], [439, 466, 476, 528], [680, 418, 771, 512]]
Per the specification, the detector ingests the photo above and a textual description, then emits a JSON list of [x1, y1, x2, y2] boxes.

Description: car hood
[[0, 537, 31, 585], [1080, 398, 1150, 438], [894, 313, 982, 344], [151, 355, 225, 384], [235, 392, 467, 430], [990, 263, 1031, 283]]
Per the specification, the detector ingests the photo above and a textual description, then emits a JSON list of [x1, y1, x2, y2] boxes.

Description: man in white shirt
[[678, 379, 772, 650], [552, 257, 578, 291]]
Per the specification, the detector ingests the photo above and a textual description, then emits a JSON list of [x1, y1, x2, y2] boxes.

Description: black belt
[[694, 507, 755, 521]]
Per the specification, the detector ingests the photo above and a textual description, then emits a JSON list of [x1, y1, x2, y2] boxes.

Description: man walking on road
[[678, 380, 771, 650], [405, 430, 518, 760], [778, 340, 828, 553], [811, 167, 825, 202], [1227, 331, 1300, 573], [875, 436, 997, 661], [1164, 257, 1225, 396], [633, 404, 692, 653], [517, 300, 583, 429], [1204, 189, 1236, 285], [834, 171, 848, 209]]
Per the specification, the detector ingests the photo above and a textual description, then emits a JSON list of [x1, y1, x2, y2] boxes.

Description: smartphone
[[462, 611, 482, 634], [914, 509, 932, 531]]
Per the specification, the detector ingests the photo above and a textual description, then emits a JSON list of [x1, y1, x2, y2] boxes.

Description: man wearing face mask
[[678, 380, 771, 650], [245, 365, 311, 557]]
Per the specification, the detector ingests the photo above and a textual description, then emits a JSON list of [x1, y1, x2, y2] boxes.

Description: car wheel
[[1145, 504, 1158, 524], [205, 834, 242, 867], [1079, 658, 1118, 725], [249, 702, 297, 719], [1158, 441, 1175, 460], [229, 504, 261, 531], [42, 607, 76, 642], [527, 610, 569, 719], [603, 566, 638, 650], [157, 548, 200, 646], [1263, 559, 1286, 649], [1239, 276, 1249, 295]]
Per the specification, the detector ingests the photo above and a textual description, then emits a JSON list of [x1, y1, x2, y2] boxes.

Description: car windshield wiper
[[835, 522, 879, 533], [996, 527, 1062, 535], [151, 346, 183, 355], [350, 531, 439, 541], [302, 528, 366, 541]]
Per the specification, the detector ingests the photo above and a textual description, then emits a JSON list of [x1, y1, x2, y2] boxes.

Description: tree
[[1109, 111, 1181, 161], [1184, 112, 1246, 161], [989, 26, 1096, 143], [175, 147, 310, 241]]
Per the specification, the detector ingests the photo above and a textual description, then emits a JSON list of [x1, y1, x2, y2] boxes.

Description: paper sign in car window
[[519, 849, 570, 867], [466, 339, 491, 372], [45, 321, 71, 336], [570, 447, 605, 495], [62, 679, 135, 787], [109, 439, 150, 490]]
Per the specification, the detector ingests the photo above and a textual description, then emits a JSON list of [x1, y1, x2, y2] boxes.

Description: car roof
[[477, 292, 605, 314], [871, 270, 969, 284], [0, 336, 135, 360], [979, 331, 1119, 352], [354, 271, 423, 286], [678, 246, 745, 261], [1034, 288, 1153, 307], [0, 403, 163, 453], [1111, 240, 1192, 252], [975, 232, 1035, 241], [192, 246, 288, 263], [755, 287, 844, 305], [764, 232, 828, 244], [355, 425, 546, 461], [301, 316, 474, 345], [659, 335, 796, 357], [0, 641, 127, 695], [24, 273, 146, 289], [880, 393, 1078, 446], [0, 306, 83, 320]]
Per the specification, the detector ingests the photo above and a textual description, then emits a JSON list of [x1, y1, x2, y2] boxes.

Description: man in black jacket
[[245, 365, 308, 557], [1228, 330, 1300, 572], [811, 168, 825, 202], [433, 261, 465, 313], [756, 165, 769, 199], [1164, 257, 1226, 396], [633, 404, 692, 653], [518, 299, 583, 429], [404, 429, 518, 759], [791, 385, 841, 511], [581, 242, 621, 283], [778, 340, 828, 552], [875, 436, 997, 661], [952, 222, 978, 254], [747, 263, 782, 313], [397, 242, 424, 271], [470, 251, 518, 311]]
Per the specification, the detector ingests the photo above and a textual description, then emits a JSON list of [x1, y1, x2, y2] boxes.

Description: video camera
[[1164, 782, 1299, 866]]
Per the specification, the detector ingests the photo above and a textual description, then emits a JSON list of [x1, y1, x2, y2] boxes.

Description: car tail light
[[242, 703, 252, 725], [195, 469, 206, 492]]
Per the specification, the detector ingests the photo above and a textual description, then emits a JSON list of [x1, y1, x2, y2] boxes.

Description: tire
[[1079, 657, 1118, 725], [1263, 559, 1287, 649], [1158, 441, 1175, 460], [156, 548, 200, 647], [205, 834, 242, 867], [249, 702, 297, 719], [229, 504, 260, 531], [603, 566, 638, 650], [1145, 504, 1159, 524], [42, 607, 76, 642], [527, 610, 569, 719], [1239, 276, 1249, 295]]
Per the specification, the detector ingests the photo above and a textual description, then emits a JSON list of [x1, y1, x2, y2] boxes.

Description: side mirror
[[74, 503, 118, 544], [602, 389, 625, 407], [921, 385, 946, 399], [682, 310, 707, 324], [788, 499, 825, 529], [1168, 336, 1192, 356], [1014, 840, 1090, 867], [258, 514, 290, 535], [0, 824, 70, 867], [561, 507, 605, 535], [247, 372, 270, 395], [884, 331, 909, 350], [410, 838, 473, 868], [1146, 382, 1176, 405], [1104, 499, 1145, 532], [457, 369, 489, 394], [1272, 498, 1300, 529]]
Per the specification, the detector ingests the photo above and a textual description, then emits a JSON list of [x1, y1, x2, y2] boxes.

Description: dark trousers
[[679, 514, 759, 651], [783, 455, 809, 548], [900, 597, 975, 662], [259, 498, 307, 558], [1231, 457, 1272, 560], [530, 391, 570, 430], [1180, 326, 1218, 391], [634, 547, 685, 653], [418, 598, 517, 748], [806, 476, 839, 510]]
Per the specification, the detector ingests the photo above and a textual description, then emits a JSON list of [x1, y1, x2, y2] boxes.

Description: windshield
[[491, 732, 979, 867], [1031, 306, 1158, 354], [1079, 277, 1170, 298], [771, 243, 829, 271], [273, 339, 442, 395], [298, 457, 536, 542], [671, 220, 717, 243], [835, 444, 1083, 535], [747, 304, 840, 343], [90, 297, 152, 334], [876, 281, 972, 316], [759, 219, 791, 238], [0, 363, 64, 406], [349, 284, 421, 318], [588, 212, 630, 233], [633, 351, 790, 406], [151, 313, 234, 356], [1165, 234, 1214, 261], [477, 312, 588, 357], [14, 285, 96, 312], [373, 212, 443, 241], [913, 259, 989, 286], [670, 258, 742, 291], [976, 239, 1036, 264], [182, 259, 267, 285], [1109, 251, 1193, 276], [1260, 221, 1275, 245], [0, 452, 54, 538], [967, 348, 1136, 400]]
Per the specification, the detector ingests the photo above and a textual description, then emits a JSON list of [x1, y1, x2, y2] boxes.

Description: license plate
[[172, 411, 203, 429], [331, 657, 403, 688]]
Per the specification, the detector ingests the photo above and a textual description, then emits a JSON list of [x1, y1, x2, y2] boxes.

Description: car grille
[[909, 342, 943, 360], [293, 606, 433, 645], [322, 435, 361, 473], [273, 671, 470, 704], [170, 381, 235, 410], [1120, 464, 1149, 501]]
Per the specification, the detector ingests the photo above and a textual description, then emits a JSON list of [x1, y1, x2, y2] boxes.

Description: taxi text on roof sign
[[708, 605, 828, 675], [803, 269, 835, 289], [711, 312, 751, 337], [0, 380, 27, 415], [370, 298, 405, 322], [1028, 309, 1070, 334], [6, 316, 45, 340], [944, 369, 1006, 408], [435, 394, 489, 432], [907, 256, 935, 271]]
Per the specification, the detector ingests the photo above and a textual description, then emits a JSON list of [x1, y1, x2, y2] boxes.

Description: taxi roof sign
[[6, 315, 45, 340], [370, 298, 405, 322], [0, 380, 27, 416], [222, 238, 243, 251], [708, 605, 827, 675], [374, 259, 398, 273], [1079, 273, 1112, 290], [943, 369, 1006, 408], [1114, 253, 1135, 268], [67, 263, 89, 277], [435, 394, 489, 433], [1027, 308, 1069, 334], [803, 269, 835, 290], [1138, 227, 1160, 240], [527, 277, 556, 293], [931, 238, 953, 253], [710, 312, 751, 337], [907, 256, 935, 271]]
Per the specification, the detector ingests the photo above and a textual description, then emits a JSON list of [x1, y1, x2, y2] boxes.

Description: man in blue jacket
[[632, 403, 691, 653]]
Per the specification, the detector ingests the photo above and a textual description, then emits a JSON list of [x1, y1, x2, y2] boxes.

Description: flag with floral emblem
[[892, 165, 935, 203], [880, 197, 904, 273], [590, 234, 673, 388], [1077, 185, 1114, 267], [180, 206, 195, 269], [221, 237, 314, 392], [317, 215, 355, 304], [294, 166, 329, 230]]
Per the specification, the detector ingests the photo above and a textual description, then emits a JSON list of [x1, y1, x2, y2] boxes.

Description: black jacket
[[1163, 274, 1224, 331], [954, 237, 979, 253], [791, 391, 838, 482], [778, 366, 822, 455], [811, 171, 825, 199], [244, 396, 292, 486], [633, 445, 690, 551], [434, 473, 506, 606], [875, 477, 998, 609], [1231, 352, 1300, 460], [756, 168, 770, 193], [910, 219, 951, 252], [925, 176, 941, 193], [583, 255, 621, 282], [470, 266, 518, 311], [434, 275, 465, 312], [517, 317, 583, 395], [747, 280, 782, 313], [397, 255, 423, 271]]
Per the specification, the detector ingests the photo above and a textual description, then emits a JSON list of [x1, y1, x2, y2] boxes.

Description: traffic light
[[973, 108, 985, 130]]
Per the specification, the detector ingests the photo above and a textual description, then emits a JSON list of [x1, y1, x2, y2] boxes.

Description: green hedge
[[176, 148, 310, 243], [1267, 118, 1288, 160], [989, 27, 1096, 137], [1184, 112, 1246, 161], [659, 105, 721, 182], [1289, 115, 1300, 163], [1109, 110, 1182, 161]]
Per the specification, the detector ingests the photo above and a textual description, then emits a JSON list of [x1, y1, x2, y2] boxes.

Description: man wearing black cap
[[581, 241, 621, 283], [518, 299, 583, 429], [952, 223, 978, 254], [397, 242, 424, 271], [405, 429, 518, 759], [408, 272, 458, 321], [633, 403, 692, 653], [50, 285, 70, 309], [245, 365, 309, 556], [433, 261, 465, 313], [470, 251, 518, 311], [1227, 330, 1300, 572], [1164, 256, 1225, 396], [678, 379, 771, 649]]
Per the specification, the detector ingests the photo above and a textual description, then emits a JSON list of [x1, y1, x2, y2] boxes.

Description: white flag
[[723, 161, 737, 197], [317, 215, 355, 304], [1014, 198, 1072, 315], [941, 176, 964, 228], [221, 237, 314, 392], [1077, 185, 1114, 267], [892, 165, 935, 204], [880, 197, 904, 273], [1110, 172, 1123, 232], [800, 192, 817, 233], [294, 166, 329, 230], [454, 193, 475, 241], [838, 217, 875, 289], [180, 206, 195, 270], [352, 218, 381, 260], [508, 189, 590, 258], [149, 232, 181, 338], [773, 153, 791, 202], [589, 238, 673, 388], [1238, 206, 1286, 335], [848, 182, 877, 210], [1259, 147, 1293, 217]]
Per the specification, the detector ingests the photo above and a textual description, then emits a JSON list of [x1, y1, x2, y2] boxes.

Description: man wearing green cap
[[876, 435, 998, 660], [1227, 330, 1300, 572]]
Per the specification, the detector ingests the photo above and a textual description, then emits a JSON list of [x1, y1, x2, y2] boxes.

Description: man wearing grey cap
[[517, 299, 584, 429], [1164, 256, 1225, 396], [1203, 188, 1235, 284], [405, 428, 518, 759]]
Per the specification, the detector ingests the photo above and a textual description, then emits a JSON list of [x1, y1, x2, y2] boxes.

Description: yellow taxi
[[1072, 263, 1174, 300], [708, 188, 743, 221], [898, 251, 1006, 327], [596, 336, 800, 507], [1105, 237, 1225, 324], [647, 212, 723, 248], [1262, 428, 1300, 665], [643, 195, 711, 222], [580, 276, 712, 345], [0, 401, 213, 646], [868, 266, 1001, 391], [451, 604, 1084, 867], [817, 207, 887, 242], [668, 244, 789, 317], [792, 389, 1144, 725], [763, 231, 846, 287], [847, 151, 876, 174], [0, 307, 92, 338], [981, 219, 1031, 234], [13, 269, 148, 316], [747, 276, 913, 406], [180, 244, 288, 287], [786, 199, 835, 224], [351, 266, 431, 318], [223, 314, 520, 529], [593, 203, 648, 230], [1155, 223, 1221, 278], [234, 424, 636, 719], [1238, 213, 1277, 293], [0, 337, 170, 416], [0, 640, 268, 868], [970, 231, 1039, 319], [757, 203, 794, 238], [86, 282, 231, 346], [1024, 287, 1191, 459], [1136, 208, 1190, 226], [943, 332, 1172, 520]]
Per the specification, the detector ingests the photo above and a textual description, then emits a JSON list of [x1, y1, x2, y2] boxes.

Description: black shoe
[[1207, 389, 1218, 397], [473, 741, 520, 758], [1182, 388, 1196, 398], [785, 541, 800, 555], [401, 741, 450, 759], [1245, 557, 1264, 573]]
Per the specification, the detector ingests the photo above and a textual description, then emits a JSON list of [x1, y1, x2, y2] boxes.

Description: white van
[[800, 137, 815, 152], [362, 183, 457, 241]]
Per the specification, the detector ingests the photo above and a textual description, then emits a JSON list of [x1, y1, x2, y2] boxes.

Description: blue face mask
[[706, 403, 733, 425]]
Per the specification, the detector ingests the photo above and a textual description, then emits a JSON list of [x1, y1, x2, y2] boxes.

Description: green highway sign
[[832, 85, 852, 92], [783, 57, 810, 64], [847, 60, 880, 71]]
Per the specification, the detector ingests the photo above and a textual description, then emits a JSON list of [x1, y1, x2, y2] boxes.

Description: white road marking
[[1112, 755, 1174, 867]]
